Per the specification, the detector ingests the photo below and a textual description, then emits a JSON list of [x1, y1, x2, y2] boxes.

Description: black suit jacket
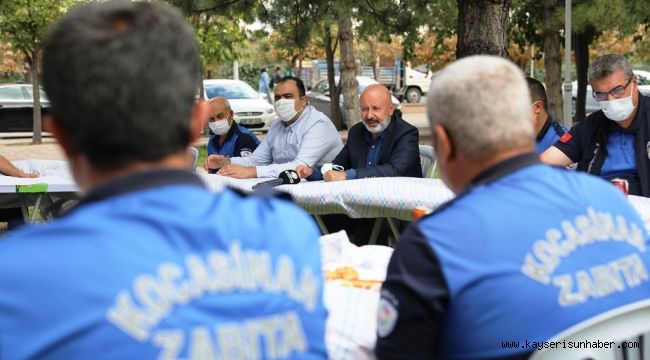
[[333, 112, 422, 178]]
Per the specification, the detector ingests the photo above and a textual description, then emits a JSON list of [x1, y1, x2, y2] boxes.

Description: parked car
[[572, 70, 650, 117], [0, 84, 50, 132], [307, 76, 401, 128], [0, 84, 49, 108], [203, 79, 276, 132]]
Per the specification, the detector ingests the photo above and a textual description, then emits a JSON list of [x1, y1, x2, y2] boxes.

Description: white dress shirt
[[230, 105, 343, 178]]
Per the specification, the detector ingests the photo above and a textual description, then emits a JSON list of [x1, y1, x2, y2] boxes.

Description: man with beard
[[296, 84, 421, 181]]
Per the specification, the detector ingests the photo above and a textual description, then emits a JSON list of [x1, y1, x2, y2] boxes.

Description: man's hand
[[323, 170, 346, 182], [18, 171, 38, 178], [218, 164, 257, 179], [296, 165, 313, 179], [204, 154, 231, 171]]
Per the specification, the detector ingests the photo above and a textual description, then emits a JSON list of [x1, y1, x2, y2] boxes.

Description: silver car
[[0, 84, 49, 108]]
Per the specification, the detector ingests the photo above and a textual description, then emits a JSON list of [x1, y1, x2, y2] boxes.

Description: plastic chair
[[188, 147, 199, 172], [530, 299, 650, 360], [419, 144, 437, 179]]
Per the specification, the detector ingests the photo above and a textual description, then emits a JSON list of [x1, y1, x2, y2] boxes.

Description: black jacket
[[333, 111, 422, 178], [555, 93, 650, 196]]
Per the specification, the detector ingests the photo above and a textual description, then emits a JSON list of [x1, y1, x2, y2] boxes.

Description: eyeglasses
[[592, 76, 634, 101]]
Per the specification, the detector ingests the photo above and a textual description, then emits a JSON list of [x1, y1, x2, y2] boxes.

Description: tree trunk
[[324, 26, 343, 130], [338, 11, 360, 128], [574, 28, 594, 123], [543, 0, 563, 122], [31, 51, 42, 145], [456, 0, 511, 58]]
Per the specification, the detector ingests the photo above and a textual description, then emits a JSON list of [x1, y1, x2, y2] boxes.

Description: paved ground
[[0, 104, 431, 161]]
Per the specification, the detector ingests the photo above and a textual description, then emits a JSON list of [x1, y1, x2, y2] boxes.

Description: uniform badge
[[559, 133, 572, 144], [377, 297, 398, 337]]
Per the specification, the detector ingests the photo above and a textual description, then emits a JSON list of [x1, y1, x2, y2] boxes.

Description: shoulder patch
[[240, 150, 253, 157], [377, 297, 398, 338], [559, 133, 572, 143]]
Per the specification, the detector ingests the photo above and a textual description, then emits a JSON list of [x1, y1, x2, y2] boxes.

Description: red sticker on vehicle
[[559, 133, 572, 143]]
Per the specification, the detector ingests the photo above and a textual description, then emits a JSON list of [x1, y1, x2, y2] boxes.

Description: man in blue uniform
[[376, 55, 650, 359], [206, 97, 259, 159], [296, 84, 421, 181], [0, 2, 328, 359], [527, 77, 566, 152], [542, 54, 650, 196]]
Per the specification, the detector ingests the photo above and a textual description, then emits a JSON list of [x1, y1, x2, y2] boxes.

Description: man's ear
[[45, 115, 76, 158], [532, 100, 543, 115], [190, 99, 209, 143], [432, 124, 454, 164]]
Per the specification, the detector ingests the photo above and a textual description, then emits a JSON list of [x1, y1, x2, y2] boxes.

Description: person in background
[[273, 66, 283, 86], [205, 76, 343, 179], [541, 54, 650, 196], [296, 84, 420, 181], [206, 97, 259, 159], [258, 67, 272, 103], [376, 55, 650, 359], [526, 77, 566, 152], [0, 2, 328, 358]]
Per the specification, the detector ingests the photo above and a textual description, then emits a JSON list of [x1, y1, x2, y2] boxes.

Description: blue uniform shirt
[[536, 117, 566, 153], [377, 153, 650, 359], [601, 130, 638, 177], [346, 131, 385, 180], [207, 122, 260, 158], [0, 170, 328, 359]]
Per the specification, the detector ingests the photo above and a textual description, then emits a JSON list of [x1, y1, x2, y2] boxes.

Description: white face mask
[[598, 94, 635, 122], [209, 118, 231, 135], [363, 116, 391, 134], [274, 99, 299, 122]]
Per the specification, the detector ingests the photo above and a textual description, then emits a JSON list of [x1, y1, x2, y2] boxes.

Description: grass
[[196, 144, 208, 169]]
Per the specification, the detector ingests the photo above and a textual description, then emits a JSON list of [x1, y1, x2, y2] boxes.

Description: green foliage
[[0, 0, 75, 63], [355, 0, 457, 61]]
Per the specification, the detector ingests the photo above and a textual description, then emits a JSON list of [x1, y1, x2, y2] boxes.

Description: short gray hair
[[427, 56, 533, 161], [588, 54, 633, 83]]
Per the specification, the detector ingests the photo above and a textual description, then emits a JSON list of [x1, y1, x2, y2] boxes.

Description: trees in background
[[456, 0, 511, 58], [0, 0, 76, 144]]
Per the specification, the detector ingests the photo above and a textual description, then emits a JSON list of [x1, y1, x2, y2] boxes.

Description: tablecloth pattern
[[200, 174, 456, 221]]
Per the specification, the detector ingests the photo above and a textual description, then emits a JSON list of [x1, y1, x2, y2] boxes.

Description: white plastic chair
[[530, 299, 650, 360], [419, 144, 437, 179], [188, 147, 199, 172]]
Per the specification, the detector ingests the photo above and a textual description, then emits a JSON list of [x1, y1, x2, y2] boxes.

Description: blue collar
[[76, 169, 204, 209]]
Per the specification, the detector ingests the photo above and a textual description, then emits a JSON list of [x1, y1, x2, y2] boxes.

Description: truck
[[300, 60, 432, 103], [391, 60, 433, 103]]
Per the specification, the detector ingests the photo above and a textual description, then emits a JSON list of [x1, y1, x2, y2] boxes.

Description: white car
[[572, 70, 650, 116], [203, 79, 275, 132]]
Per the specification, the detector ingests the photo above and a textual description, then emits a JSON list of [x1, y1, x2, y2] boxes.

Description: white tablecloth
[[0, 160, 78, 210], [200, 174, 455, 221]]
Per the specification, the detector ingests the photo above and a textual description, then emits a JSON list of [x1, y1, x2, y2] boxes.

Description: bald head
[[207, 96, 233, 126], [208, 97, 231, 113], [360, 84, 394, 135], [361, 84, 393, 107]]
